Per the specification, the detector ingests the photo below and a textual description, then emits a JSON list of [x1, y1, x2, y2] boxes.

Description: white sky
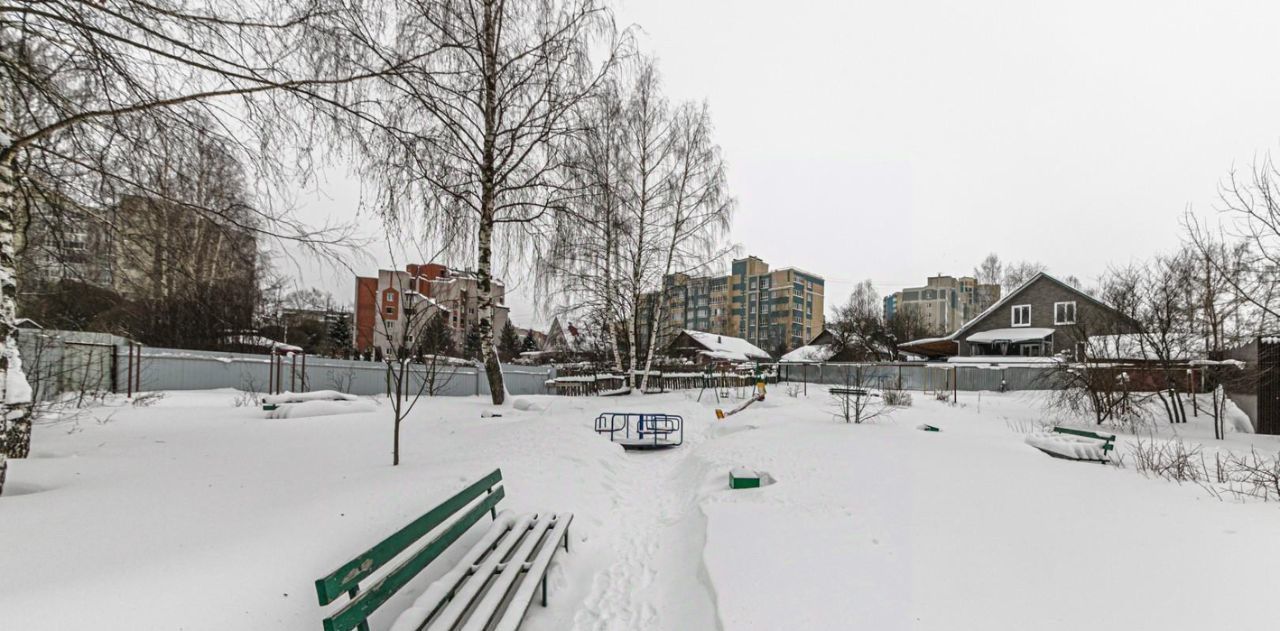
[[284, 0, 1280, 329]]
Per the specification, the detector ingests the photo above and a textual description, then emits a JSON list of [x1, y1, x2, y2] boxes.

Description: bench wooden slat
[[387, 511, 520, 630], [459, 517, 556, 631], [323, 487, 506, 631], [426, 513, 537, 631], [315, 469, 503, 606], [493, 514, 573, 631]]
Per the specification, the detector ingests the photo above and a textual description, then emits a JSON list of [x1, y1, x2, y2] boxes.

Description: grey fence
[[16, 329, 128, 402], [778, 362, 1068, 392], [128, 348, 555, 397], [14, 328, 554, 400]]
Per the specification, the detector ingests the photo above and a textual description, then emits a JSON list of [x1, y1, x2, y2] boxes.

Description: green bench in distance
[[1052, 426, 1116, 459], [314, 469, 573, 631]]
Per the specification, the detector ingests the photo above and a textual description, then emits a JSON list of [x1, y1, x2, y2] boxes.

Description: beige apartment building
[[883, 274, 1000, 337], [640, 256, 825, 357]]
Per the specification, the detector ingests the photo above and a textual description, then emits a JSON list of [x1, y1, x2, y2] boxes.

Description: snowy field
[[3, 387, 1280, 630]]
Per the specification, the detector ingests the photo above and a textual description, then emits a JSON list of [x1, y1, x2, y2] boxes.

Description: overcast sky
[[286, 0, 1280, 330]]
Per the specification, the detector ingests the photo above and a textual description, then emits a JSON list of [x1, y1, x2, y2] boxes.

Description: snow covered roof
[[946, 356, 1065, 365], [966, 328, 1055, 344], [779, 344, 837, 364], [681, 330, 771, 362], [402, 292, 449, 312], [779, 344, 836, 364], [220, 334, 303, 354]]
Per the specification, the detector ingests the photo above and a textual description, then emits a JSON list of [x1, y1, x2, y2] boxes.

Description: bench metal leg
[[488, 487, 497, 520], [563, 526, 570, 552], [541, 576, 547, 607]]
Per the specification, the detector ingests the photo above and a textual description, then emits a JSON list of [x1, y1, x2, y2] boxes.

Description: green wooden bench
[[314, 469, 573, 631], [1052, 426, 1116, 457]]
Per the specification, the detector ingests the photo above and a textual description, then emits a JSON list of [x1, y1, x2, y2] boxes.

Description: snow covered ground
[[3, 387, 1280, 630]]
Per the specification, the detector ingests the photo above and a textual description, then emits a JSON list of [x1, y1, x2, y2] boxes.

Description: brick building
[[353, 264, 509, 356]]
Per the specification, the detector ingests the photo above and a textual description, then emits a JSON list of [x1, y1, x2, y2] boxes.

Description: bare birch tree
[[0, 1, 409, 488], [1185, 157, 1280, 334], [634, 101, 733, 390], [338, 0, 621, 405], [537, 78, 630, 372]]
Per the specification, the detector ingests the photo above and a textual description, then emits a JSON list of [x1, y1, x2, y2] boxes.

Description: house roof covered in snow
[[219, 334, 304, 354], [946, 355, 1064, 366], [779, 344, 837, 364], [965, 327, 1055, 344], [671, 330, 771, 362]]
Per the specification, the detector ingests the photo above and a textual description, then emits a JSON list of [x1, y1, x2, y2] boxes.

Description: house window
[[1054, 301, 1076, 325], [1020, 344, 1042, 357], [1011, 304, 1031, 327]]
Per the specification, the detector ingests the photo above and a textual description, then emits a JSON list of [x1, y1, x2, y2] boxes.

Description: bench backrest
[[1052, 426, 1116, 443], [315, 469, 505, 631]]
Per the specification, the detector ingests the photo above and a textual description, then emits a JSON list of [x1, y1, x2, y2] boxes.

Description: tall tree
[[546, 60, 732, 390], [1185, 158, 1280, 333], [537, 78, 630, 371], [0, 0, 400, 484], [973, 253, 1003, 286], [1002, 260, 1048, 293], [347, 0, 622, 405], [498, 320, 521, 362], [829, 280, 889, 361]]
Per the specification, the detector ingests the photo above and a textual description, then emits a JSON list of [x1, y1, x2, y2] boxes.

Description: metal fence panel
[[780, 362, 1066, 392], [16, 329, 126, 401], [126, 347, 553, 398]]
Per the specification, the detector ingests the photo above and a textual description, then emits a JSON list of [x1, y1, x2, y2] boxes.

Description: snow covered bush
[[1130, 437, 1206, 483], [1131, 437, 1280, 502], [882, 389, 912, 407]]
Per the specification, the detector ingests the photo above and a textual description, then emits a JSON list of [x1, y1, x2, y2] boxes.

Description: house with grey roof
[[900, 273, 1137, 360]]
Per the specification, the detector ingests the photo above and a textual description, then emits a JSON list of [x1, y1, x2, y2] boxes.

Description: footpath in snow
[[2, 387, 1280, 630]]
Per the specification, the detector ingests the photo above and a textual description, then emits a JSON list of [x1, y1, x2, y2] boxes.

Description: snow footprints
[[572, 429, 717, 631]]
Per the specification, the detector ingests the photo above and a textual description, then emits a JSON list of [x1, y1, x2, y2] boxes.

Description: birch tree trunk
[[0, 153, 33, 474], [476, 0, 506, 405]]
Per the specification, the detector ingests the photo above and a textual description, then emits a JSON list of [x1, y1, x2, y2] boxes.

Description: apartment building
[[884, 274, 1000, 337], [353, 263, 509, 356], [640, 256, 826, 357]]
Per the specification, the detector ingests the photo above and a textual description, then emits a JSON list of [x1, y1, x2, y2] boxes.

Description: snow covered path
[[572, 414, 720, 630]]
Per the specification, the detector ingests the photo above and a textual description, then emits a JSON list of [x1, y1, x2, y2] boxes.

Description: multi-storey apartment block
[[354, 263, 509, 356], [884, 274, 1000, 337], [640, 256, 825, 357]]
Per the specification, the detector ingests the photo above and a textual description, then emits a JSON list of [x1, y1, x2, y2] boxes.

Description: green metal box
[[729, 468, 760, 489]]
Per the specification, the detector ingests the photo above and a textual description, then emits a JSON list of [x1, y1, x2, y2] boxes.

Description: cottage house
[[666, 330, 772, 364], [900, 273, 1137, 360]]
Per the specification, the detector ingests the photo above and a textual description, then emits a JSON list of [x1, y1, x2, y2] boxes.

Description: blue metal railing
[[593, 412, 684, 448]]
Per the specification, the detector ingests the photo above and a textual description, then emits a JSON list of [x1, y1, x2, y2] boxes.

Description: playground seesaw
[[593, 412, 684, 451]]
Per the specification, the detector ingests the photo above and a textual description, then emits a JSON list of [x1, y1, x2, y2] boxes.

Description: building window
[[1054, 301, 1076, 325], [1011, 304, 1030, 327]]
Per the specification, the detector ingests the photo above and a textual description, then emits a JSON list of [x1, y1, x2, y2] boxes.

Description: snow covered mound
[[1025, 430, 1109, 462], [512, 397, 549, 412], [265, 399, 375, 419], [262, 390, 358, 405]]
